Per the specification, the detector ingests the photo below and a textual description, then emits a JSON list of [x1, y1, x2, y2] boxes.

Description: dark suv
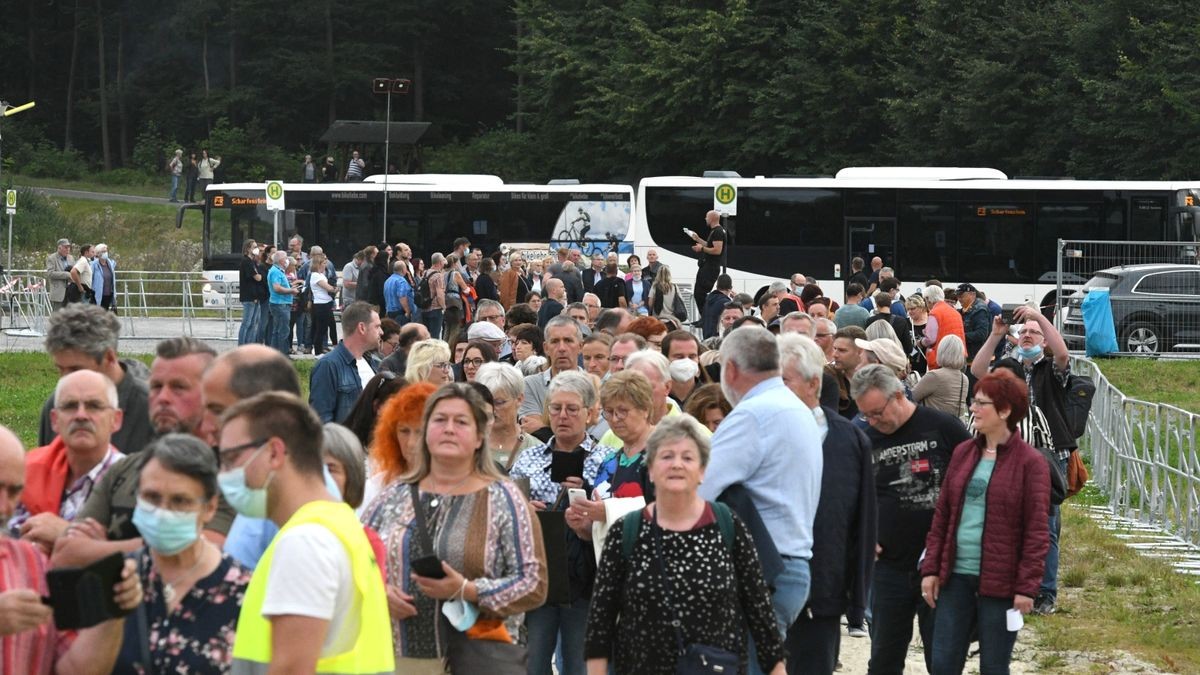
[[1062, 264, 1200, 355]]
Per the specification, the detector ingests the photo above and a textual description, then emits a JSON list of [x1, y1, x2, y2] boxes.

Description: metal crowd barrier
[[1074, 356, 1200, 547], [3, 269, 243, 342]]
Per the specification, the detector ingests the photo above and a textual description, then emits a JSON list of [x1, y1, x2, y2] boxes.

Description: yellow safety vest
[[231, 500, 395, 675]]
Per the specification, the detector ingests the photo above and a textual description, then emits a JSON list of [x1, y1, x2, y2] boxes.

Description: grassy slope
[[12, 174, 169, 199]]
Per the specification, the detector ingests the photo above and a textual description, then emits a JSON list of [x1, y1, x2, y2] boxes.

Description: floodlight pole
[[383, 90, 391, 244]]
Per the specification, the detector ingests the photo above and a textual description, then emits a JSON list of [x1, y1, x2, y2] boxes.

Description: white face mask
[[251, 247, 260, 257], [668, 358, 699, 382]]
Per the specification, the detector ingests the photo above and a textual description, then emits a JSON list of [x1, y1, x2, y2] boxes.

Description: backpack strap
[[710, 501, 734, 552], [621, 508, 644, 560], [621, 502, 733, 559]]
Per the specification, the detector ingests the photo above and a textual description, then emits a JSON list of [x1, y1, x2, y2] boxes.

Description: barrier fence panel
[[1057, 239, 1200, 357], [2, 269, 241, 343], [1074, 357, 1200, 548]]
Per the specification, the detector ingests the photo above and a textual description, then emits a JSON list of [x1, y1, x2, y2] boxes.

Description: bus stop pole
[[382, 91, 391, 244], [6, 212, 12, 272], [273, 210, 280, 249]]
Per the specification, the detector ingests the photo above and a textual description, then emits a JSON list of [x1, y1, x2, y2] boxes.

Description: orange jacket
[[926, 300, 966, 369]]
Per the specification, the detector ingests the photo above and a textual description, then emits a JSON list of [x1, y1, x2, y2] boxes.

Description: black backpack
[[415, 272, 434, 310], [1063, 373, 1096, 439]]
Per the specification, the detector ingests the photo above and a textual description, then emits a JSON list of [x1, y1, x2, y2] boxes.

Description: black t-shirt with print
[[865, 405, 971, 567]]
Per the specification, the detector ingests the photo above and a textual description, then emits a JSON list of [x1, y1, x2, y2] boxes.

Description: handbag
[[1066, 449, 1089, 498], [651, 506, 740, 675]]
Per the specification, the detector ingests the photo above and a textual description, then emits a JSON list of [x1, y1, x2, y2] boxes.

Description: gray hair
[[646, 414, 711, 469], [156, 336, 218, 361], [777, 334, 826, 386], [141, 433, 219, 500], [780, 311, 815, 337], [431, 252, 446, 265], [272, 250, 289, 265], [46, 304, 121, 362], [818, 318, 837, 335], [719, 325, 779, 374], [562, 261, 576, 273], [768, 280, 788, 295], [476, 299, 504, 317], [475, 362, 525, 400], [923, 284, 945, 304], [625, 349, 669, 385], [936, 334, 966, 371], [865, 320, 902, 349], [850, 364, 905, 400], [289, 234, 304, 245], [54, 370, 119, 408], [517, 355, 548, 376], [547, 370, 597, 409], [544, 314, 583, 341], [322, 423, 367, 508], [880, 266, 895, 278], [223, 348, 301, 397], [593, 309, 627, 334]]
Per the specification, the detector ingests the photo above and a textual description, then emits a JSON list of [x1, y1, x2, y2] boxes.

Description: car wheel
[[1121, 321, 1161, 355]]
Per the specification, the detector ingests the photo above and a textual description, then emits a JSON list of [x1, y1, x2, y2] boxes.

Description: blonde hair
[[405, 339, 452, 383]]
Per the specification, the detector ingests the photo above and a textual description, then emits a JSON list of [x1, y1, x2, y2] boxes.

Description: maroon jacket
[[921, 431, 1050, 599]]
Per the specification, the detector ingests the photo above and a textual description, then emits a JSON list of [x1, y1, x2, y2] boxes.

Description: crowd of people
[[8, 231, 1088, 674]]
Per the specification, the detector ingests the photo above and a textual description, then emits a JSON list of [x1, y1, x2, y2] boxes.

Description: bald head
[[706, 210, 720, 227], [0, 425, 23, 521], [198, 345, 299, 446]]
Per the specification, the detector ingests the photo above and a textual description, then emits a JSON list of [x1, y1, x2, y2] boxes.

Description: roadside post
[[265, 180, 285, 246], [5, 189, 15, 272]]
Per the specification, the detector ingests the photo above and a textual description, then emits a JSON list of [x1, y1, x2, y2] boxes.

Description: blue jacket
[[91, 258, 117, 301], [308, 343, 374, 423]]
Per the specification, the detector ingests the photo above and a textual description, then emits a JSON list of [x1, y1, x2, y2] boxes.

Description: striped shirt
[[0, 538, 71, 675]]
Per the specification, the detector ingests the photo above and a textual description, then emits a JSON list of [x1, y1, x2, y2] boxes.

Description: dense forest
[[1, 0, 1199, 184]]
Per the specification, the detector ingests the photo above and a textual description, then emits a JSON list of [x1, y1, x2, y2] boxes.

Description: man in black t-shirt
[[592, 263, 628, 309], [847, 256, 870, 292], [687, 209, 727, 314], [851, 365, 971, 675]]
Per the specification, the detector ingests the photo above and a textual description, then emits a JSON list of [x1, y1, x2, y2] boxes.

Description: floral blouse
[[113, 548, 251, 674]]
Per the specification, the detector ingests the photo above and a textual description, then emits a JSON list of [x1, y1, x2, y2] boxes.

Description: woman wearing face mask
[[361, 384, 548, 672], [112, 434, 251, 673]]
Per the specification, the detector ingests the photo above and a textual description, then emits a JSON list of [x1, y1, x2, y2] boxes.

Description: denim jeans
[[268, 303, 291, 355], [422, 308, 444, 342], [748, 556, 810, 675], [169, 175, 181, 201], [525, 597, 588, 675], [1040, 456, 1069, 600], [867, 560, 933, 675], [255, 299, 270, 343], [929, 574, 1017, 675], [238, 301, 261, 345], [295, 311, 312, 349]]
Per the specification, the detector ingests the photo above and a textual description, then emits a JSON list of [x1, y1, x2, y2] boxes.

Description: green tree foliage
[[3, 0, 1200, 182]]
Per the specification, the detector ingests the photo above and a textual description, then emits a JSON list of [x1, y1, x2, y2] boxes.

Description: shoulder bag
[[408, 485, 528, 675], [652, 504, 740, 675]]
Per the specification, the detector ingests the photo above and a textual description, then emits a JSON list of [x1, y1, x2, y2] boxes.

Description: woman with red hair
[[920, 368, 1050, 674], [361, 382, 438, 510], [625, 316, 668, 351]]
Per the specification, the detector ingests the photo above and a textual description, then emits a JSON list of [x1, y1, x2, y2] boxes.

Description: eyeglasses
[[463, 358, 486, 368], [433, 362, 453, 371], [548, 403, 584, 417], [216, 437, 267, 471], [478, 314, 504, 323], [970, 397, 995, 408], [55, 399, 113, 414], [601, 407, 633, 421], [861, 396, 896, 422]]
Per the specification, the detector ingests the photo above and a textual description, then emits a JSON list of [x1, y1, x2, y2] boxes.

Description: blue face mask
[[1014, 344, 1044, 361], [217, 444, 272, 518], [132, 498, 200, 555], [442, 597, 479, 632]]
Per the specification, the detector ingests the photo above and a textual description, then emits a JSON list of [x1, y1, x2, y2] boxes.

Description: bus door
[[846, 217, 895, 279]]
